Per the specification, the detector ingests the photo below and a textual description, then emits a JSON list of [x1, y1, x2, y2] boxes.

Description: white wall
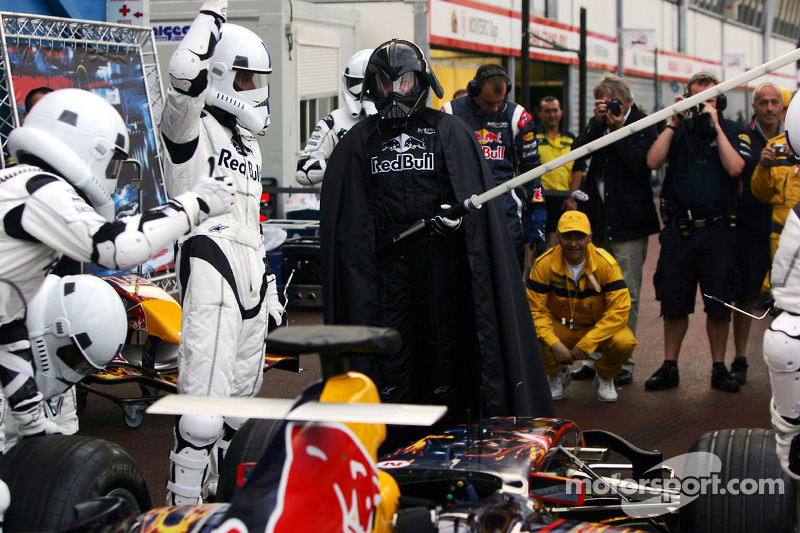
[[327, 2, 415, 50]]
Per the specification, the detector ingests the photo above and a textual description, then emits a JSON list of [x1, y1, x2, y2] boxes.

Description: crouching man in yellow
[[527, 211, 636, 402]]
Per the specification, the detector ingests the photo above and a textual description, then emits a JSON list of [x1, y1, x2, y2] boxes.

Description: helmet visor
[[57, 341, 96, 378], [345, 75, 364, 97], [234, 70, 270, 106], [372, 71, 421, 100], [105, 147, 128, 182]]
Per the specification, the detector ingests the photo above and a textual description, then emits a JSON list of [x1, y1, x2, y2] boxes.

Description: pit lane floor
[[78, 233, 772, 506]]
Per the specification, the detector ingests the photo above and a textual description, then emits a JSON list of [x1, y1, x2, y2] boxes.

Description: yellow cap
[[781, 87, 792, 109], [557, 211, 591, 234]]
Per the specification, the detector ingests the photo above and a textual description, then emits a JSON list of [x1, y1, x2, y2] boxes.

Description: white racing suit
[[159, 9, 280, 504], [295, 108, 363, 186], [0, 164, 221, 447], [765, 204, 800, 479]]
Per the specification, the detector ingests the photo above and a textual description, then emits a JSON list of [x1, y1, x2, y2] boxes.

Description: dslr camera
[[774, 143, 789, 157], [604, 99, 623, 117]]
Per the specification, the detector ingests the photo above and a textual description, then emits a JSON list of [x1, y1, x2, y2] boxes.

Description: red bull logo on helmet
[[266, 422, 381, 533], [475, 128, 502, 145]]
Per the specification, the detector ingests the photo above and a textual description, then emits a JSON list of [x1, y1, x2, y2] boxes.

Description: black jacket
[[320, 107, 556, 419], [573, 104, 660, 242]]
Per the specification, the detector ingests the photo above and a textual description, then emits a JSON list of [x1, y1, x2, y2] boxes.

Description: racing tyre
[[680, 428, 798, 533], [0, 434, 151, 532], [217, 418, 284, 502]]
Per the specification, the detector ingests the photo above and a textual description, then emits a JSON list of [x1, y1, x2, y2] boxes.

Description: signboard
[[107, 0, 149, 26], [621, 29, 656, 51]]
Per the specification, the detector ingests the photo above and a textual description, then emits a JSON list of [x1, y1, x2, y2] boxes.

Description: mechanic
[[763, 90, 800, 482], [295, 49, 376, 187], [534, 95, 585, 250], [646, 71, 751, 393], [441, 63, 546, 271], [0, 88, 233, 448], [159, 0, 283, 505], [527, 211, 635, 403], [320, 39, 556, 452], [729, 82, 783, 386], [765, 202, 800, 480], [569, 73, 659, 388]]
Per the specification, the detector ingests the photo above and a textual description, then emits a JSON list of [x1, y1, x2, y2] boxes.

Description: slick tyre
[[680, 428, 798, 533], [0, 434, 151, 532], [217, 418, 284, 502]]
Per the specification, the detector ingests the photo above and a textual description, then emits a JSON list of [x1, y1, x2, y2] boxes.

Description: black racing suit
[[367, 117, 481, 424]]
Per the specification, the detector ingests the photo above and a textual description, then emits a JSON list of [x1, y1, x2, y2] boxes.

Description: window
[[299, 95, 337, 150]]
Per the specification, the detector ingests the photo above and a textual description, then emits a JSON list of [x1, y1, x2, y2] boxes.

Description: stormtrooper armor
[[0, 87, 233, 441], [295, 49, 377, 187], [766, 205, 800, 479]]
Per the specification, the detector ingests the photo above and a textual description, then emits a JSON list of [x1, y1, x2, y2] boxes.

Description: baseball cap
[[781, 87, 792, 109], [557, 211, 591, 235]]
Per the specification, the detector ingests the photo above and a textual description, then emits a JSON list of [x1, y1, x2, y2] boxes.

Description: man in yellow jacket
[[751, 132, 800, 262], [527, 211, 636, 402]]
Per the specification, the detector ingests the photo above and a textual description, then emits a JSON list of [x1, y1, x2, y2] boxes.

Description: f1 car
[[76, 272, 298, 428], [0, 325, 795, 532]]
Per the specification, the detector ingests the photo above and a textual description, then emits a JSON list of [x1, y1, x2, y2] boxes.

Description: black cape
[[320, 107, 556, 418]]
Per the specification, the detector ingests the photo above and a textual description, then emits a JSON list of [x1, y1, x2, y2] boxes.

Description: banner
[[8, 42, 171, 272]]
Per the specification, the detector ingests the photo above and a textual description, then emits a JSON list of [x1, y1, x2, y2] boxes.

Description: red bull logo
[[482, 145, 506, 160], [267, 422, 381, 533], [475, 128, 502, 145]]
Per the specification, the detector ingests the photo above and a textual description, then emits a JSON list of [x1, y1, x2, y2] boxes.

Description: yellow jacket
[[527, 243, 631, 355], [750, 133, 800, 259]]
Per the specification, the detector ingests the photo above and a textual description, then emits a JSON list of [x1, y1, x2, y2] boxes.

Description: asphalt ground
[[78, 232, 773, 507]]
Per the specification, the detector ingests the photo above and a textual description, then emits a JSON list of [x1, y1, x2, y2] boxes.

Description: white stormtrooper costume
[[4, 274, 128, 451], [765, 205, 800, 480], [764, 93, 800, 480], [160, 0, 283, 505], [295, 49, 376, 186], [0, 88, 233, 446]]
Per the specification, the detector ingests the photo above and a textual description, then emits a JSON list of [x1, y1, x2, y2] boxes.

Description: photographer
[[569, 73, 659, 386], [646, 72, 752, 393]]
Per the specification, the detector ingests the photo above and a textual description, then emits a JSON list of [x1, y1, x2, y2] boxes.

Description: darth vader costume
[[320, 40, 555, 424]]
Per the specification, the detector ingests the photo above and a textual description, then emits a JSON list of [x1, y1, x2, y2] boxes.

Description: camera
[[774, 143, 788, 157], [604, 99, 623, 117]]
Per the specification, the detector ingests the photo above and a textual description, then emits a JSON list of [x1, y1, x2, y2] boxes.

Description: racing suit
[[764, 204, 800, 479], [295, 108, 363, 186], [441, 97, 545, 269], [750, 133, 800, 260], [0, 164, 221, 443], [159, 4, 280, 503], [367, 115, 477, 425], [527, 243, 635, 378]]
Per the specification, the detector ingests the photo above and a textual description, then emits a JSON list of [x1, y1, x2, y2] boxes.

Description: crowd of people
[[3, 0, 800, 499]]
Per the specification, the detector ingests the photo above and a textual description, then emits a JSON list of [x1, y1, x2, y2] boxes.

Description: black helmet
[[364, 39, 444, 121]]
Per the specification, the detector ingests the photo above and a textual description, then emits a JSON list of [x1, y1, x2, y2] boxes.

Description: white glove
[[771, 401, 800, 480], [432, 204, 462, 234], [177, 175, 235, 227], [200, 0, 227, 22], [266, 273, 284, 326], [571, 190, 589, 202]]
